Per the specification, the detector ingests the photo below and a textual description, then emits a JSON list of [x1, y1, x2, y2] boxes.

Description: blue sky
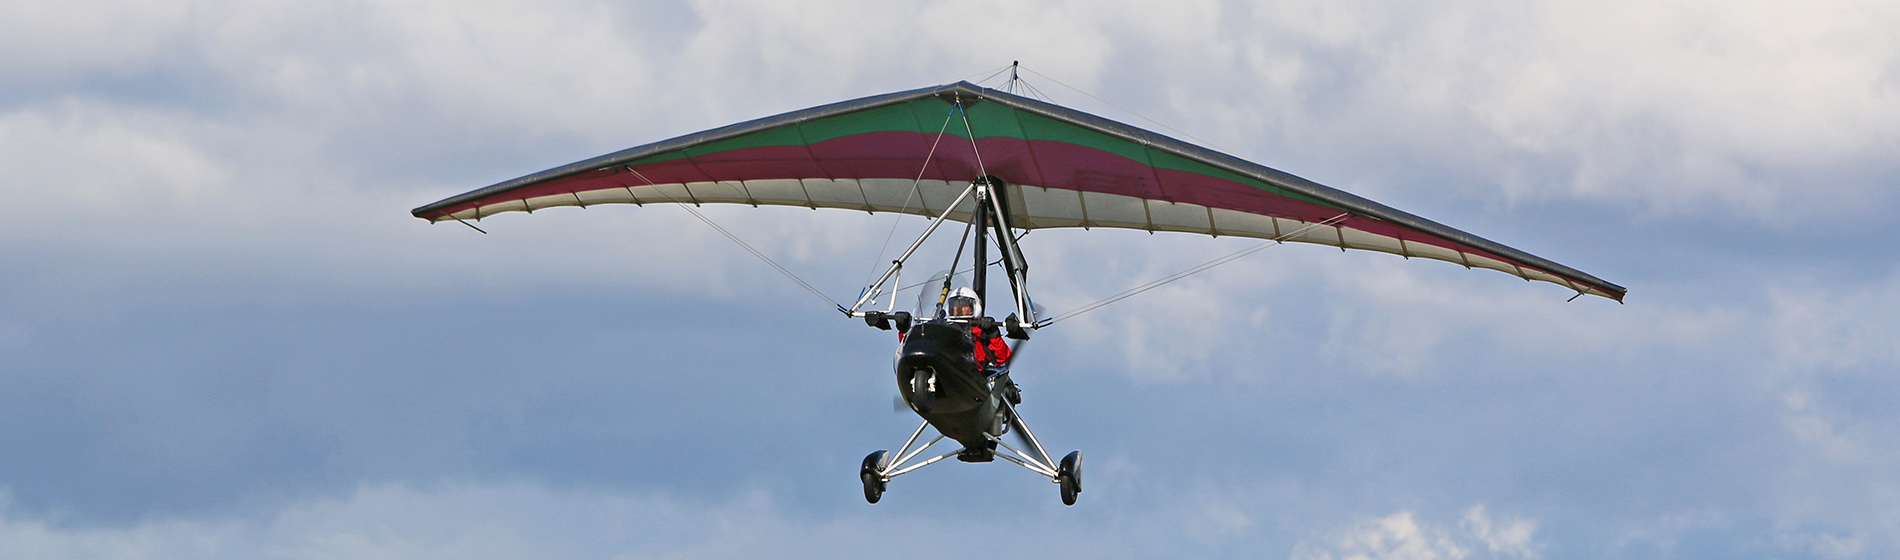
[[2, 0, 1898, 558]]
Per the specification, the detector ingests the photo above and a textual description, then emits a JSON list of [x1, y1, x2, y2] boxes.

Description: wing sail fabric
[[413, 82, 1625, 302]]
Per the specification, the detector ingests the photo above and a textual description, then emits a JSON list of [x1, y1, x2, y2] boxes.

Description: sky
[[2, 0, 1898, 558]]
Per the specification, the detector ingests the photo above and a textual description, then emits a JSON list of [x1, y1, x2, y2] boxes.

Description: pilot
[[946, 288, 1011, 368]]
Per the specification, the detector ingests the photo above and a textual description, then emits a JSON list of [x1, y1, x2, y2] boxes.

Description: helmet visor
[[946, 295, 977, 318]]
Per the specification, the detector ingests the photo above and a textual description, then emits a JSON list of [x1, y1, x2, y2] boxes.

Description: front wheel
[[861, 450, 888, 504], [909, 369, 935, 414], [1058, 450, 1083, 506]]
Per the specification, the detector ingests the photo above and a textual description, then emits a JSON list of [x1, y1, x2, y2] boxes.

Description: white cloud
[[0, 102, 231, 223], [0, 0, 195, 79], [1292, 507, 1540, 560], [0, 481, 1163, 560], [1172, 0, 1900, 222], [1461, 506, 1538, 559], [0, 482, 780, 560], [1767, 271, 1900, 374], [1760, 268, 1900, 491], [1776, 529, 1869, 560], [1301, 252, 1736, 376], [1293, 510, 1470, 560]]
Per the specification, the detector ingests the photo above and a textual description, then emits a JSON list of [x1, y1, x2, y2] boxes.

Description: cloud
[[1767, 271, 1900, 375], [0, 482, 790, 560], [1291, 506, 1539, 560], [1462, 506, 1538, 559], [1304, 253, 1743, 376], [0, 102, 231, 225], [1142, 0, 1900, 223], [0, 480, 1174, 560], [0, 0, 195, 81], [1289, 509, 1469, 560]]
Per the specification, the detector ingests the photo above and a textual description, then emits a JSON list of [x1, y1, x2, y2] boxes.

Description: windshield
[[915, 270, 972, 319]]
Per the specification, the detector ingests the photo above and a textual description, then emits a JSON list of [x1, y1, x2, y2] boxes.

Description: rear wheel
[[1058, 450, 1083, 506], [860, 450, 888, 504]]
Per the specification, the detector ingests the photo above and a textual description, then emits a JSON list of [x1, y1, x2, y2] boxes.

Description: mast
[[972, 182, 989, 311], [985, 177, 1030, 322]]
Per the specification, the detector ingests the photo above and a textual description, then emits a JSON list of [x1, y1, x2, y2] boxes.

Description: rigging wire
[[622, 167, 843, 312], [969, 62, 1052, 103], [450, 215, 488, 234], [894, 258, 1003, 293], [859, 106, 962, 291], [949, 98, 1005, 311], [955, 101, 993, 180], [674, 202, 845, 312], [1017, 79, 1057, 103], [962, 65, 1015, 85], [1038, 213, 1352, 327]]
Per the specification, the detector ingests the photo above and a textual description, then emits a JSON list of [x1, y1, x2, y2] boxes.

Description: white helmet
[[946, 287, 982, 318]]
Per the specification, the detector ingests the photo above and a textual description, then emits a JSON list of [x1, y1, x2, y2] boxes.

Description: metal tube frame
[[989, 431, 1058, 478], [873, 420, 954, 481], [890, 440, 950, 473], [980, 178, 1037, 325], [998, 399, 1057, 469], [889, 420, 929, 464], [884, 450, 961, 479], [846, 182, 980, 315], [989, 441, 1058, 479], [871, 408, 1066, 485]]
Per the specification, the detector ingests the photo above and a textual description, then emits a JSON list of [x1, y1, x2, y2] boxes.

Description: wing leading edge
[[412, 82, 1625, 302]]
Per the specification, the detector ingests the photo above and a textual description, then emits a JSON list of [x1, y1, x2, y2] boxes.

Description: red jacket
[[973, 326, 1011, 366]]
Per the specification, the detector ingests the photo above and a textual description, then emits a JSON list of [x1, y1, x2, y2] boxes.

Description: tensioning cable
[[961, 64, 1016, 86], [620, 168, 845, 312], [859, 105, 963, 291], [673, 202, 844, 312]]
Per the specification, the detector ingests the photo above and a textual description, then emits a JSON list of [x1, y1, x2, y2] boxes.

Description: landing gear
[[909, 368, 935, 413], [860, 450, 888, 503], [1057, 450, 1083, 506], [866, 376, 1078, 506]]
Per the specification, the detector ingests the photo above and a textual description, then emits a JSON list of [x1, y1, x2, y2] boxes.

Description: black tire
[[861, 450, 888, 504], [910, 369, 934, 414], [1058, 450, 1083, 506]]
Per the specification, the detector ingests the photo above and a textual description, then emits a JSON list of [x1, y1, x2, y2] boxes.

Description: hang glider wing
[[412, 81, 1625, 302]]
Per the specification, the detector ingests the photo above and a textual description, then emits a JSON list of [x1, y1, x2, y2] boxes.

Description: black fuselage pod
[[896, 319, 1002, 457]]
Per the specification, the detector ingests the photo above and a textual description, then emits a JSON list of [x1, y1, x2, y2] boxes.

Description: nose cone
[[897, 321, 973, 371]]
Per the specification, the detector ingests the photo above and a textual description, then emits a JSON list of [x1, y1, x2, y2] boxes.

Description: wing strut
[[845, 182, 980, 315], [980, 176, 1035, 325]]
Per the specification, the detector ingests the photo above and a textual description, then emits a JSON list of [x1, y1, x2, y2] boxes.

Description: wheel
[[860, 450, 888, 504], [1058, 451, 1081, 505], [910, 368, 935, 413], [1058, 450, 1083, 506]]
